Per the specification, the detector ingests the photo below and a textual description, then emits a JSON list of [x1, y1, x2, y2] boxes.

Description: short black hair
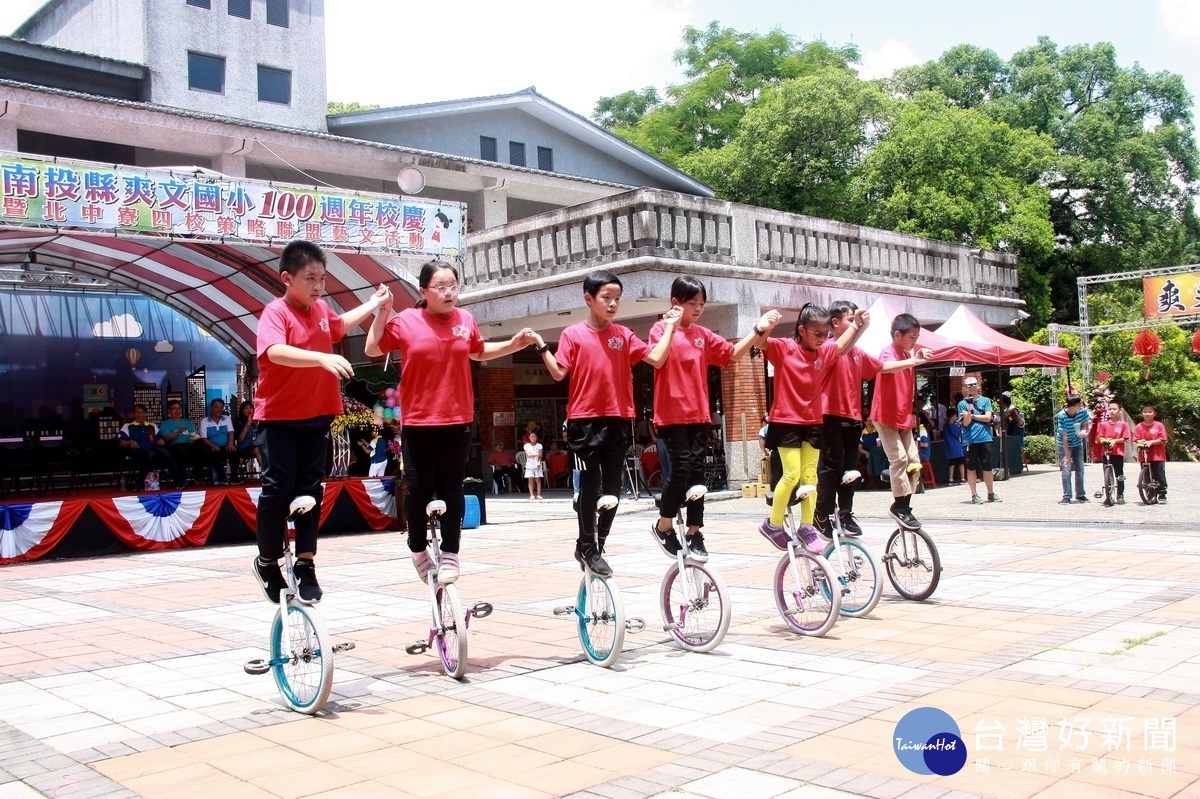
[[793, 302, 831, 340], [210, 397, 225, 408], [584, 269, 621, 297], [133, 403, 147, 412], [891, 313, 920, 335], [279, 240, 326, 276], [167, 399, 182, 408], [1141, 401, 1158, 412], [1065, 394, 1083, 408], [670, 276, 707, 304], [828, 300, 857, 320]]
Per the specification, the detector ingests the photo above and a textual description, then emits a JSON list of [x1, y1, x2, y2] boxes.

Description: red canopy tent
[[933, 305, 1069, 366], [856, 298, 993, 363]]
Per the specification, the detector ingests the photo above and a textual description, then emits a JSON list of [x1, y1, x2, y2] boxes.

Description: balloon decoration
[[1192, 328, 1200, 355], [1132, 329, 1162, 380], [125, 347, 141, 367]]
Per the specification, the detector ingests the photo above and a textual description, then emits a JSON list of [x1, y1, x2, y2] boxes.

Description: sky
[[2, 1, 1199, 120]]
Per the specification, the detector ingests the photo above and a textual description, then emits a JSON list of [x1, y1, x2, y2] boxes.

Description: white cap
[[963, 377, 979, 386]]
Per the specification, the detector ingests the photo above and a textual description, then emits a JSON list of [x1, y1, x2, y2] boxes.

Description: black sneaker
[[291, 558, 322, 604], [651, 522, 682, 557], [253, 557, 287, 604], [1059, 496, 1072, 504], [813, 514, 834, 540], [685, 532, 709, 562], [575, 543, 612, 577], [888, 502, 921, 531], [1075, 496, 1090, 503], [838, 512, 863, 537]]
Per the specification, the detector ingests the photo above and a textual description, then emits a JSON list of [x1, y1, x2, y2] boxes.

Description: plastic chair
[[920, 461, 936, 488]]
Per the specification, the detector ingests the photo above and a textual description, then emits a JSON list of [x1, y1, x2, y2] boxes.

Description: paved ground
[[1, 464, 1198, 799]]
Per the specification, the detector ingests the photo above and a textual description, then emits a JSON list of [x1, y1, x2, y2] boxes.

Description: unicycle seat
[[764, 483, 816, 507], [841, 470, 861, 485], [288, 495, 316, 520], [426, 499, 447, 518]]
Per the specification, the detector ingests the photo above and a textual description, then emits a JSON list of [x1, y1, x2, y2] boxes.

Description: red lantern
[[1132, 329, 1162, 380], [1192, 328, 1200, 355]]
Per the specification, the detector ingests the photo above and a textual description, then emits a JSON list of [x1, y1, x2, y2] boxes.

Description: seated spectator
[[199, 398, 238, 485], [234, 400, 263, 479], [157, 399, 199, 485], [120, 403, 183, 491], [486, 442, 521, 493]]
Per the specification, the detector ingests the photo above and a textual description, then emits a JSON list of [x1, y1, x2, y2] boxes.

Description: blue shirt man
[[1055, 396, 1092, 503], [957, 376, 999, 503]]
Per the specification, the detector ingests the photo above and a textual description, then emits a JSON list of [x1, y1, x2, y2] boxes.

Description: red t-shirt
[[556, 321, 651, 419], [1133, 421, 1168, 462], [378, 307, 485, 426], [824, 346, 882, 421], [1097, 419, 1130, 457], [870, 344, 915, 429], [255, 297, 346, 421], [649, 321, 734, 426], [764, 338, 839, 425]]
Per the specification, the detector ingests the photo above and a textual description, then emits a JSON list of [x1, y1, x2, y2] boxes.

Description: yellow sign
[[1143, 272, 1200, 317]]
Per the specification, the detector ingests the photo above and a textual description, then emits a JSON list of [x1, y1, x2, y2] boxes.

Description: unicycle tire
[[773, 550, 840, 637], [822, 539, 883, 617], [577, 574, 625, 667], [884, 527, 942, 601], [660, 562, 731, 653], [270, 600, 333, 714], [436, 584, 468, 679]]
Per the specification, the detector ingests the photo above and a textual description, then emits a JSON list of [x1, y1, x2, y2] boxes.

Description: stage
[[0, 478, 404, 565]]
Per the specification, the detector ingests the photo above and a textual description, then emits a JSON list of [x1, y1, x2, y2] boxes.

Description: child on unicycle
[[1097, 399, 1131, 505], [529, 269, 681, 576], [252, 241, 390, 604], [1133, 402, 1169, 503]]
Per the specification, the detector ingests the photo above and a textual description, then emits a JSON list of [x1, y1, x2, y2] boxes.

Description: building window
[[537, 146, 554, 171], [257, 65, 291, 104], [186, 0, 211, 8], [227, 0, 250, 19], [266, 0, 289, 27], [480, 136, 497, 162], [509, 142, 526, 167], [187, 52, 225, 94]]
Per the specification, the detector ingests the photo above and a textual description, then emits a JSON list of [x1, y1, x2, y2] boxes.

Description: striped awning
[[0, 230, 418, 360]]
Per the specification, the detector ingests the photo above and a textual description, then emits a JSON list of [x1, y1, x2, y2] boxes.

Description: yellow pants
[[770, 444, 819, 526]]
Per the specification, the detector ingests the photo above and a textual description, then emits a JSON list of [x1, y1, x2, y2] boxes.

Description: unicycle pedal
[[405, 639, 429, 655], [552, 605, 575, 616], [243, 658, 270, 675], [625, 617, 646, 633], [332, 642, 355, 654], [470, 601, 493, 619]]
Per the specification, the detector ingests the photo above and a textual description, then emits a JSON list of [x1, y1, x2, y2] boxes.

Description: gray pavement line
[[0, 718, 137, 799]]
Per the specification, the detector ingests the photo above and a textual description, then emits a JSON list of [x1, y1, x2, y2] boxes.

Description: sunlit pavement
[[1, 465, 1197, 799]]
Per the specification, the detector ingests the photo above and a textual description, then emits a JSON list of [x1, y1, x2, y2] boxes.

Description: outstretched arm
[[730, 310, 783, 361], [341, 284, 391, 330], [641, 306, 685, 368], [364, 285, 394, 358], [879, 347, 933, 374], [472, 328, 538, 362], [527, 331, 569, 381], [834, 308, 870, 356]]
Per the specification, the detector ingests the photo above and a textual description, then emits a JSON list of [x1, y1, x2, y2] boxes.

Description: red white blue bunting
[[0, 500, 88, 564], [90, 491, 222, 550]]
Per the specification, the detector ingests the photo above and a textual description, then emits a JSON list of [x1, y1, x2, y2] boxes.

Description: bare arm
[[833, 308, 870, 357], [527, 331, 569, 381], [640, 306, 685, 369], [730, 310, 784, 362], [265, 343, 354, 378], [879, 348, 933, 374], [339, 284, 390, 330], [471, 328, 537, 362]]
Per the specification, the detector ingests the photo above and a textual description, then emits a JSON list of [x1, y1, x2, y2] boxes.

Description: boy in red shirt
[[1133, 402, 1169, 503], [868, 313, 933, 531], [1096, 399, 1132, 505], [252, 241, 389, 604], [529, 270, 681, 576]]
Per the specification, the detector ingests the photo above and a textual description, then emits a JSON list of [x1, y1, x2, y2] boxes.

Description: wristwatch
[[536, 344, 550, 354], [753, 326, 765, 336]]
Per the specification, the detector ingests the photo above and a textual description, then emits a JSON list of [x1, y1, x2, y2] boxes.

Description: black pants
[[256, 417, 331, 560], [491, 465, 521, 492], [1102, 453, 1126, 496], [402, 424, 472, 554], [128, 445, 183, 489], [567, 417, 627, 546], [657, 423, 710, 528], [1147, 461, 1168, 496], [816, 416, 861, 517]]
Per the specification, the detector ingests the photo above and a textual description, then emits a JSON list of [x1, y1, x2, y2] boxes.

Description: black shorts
[[948, 456, 965, 467], [764, 422, 823, 450], [965, 441, 993, 473], [566, 417, 628, 469]]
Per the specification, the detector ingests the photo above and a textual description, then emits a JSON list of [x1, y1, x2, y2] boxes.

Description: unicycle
[[819, 471, 882, 617], [762, 483, 841, 637], [553, 494, 645, 667], [654, 485, 731, 653], [1136, 442, 1162, 505], [882, 525, 942, 601], [404, 500, 493, 679], [244, 496, 354, 714]]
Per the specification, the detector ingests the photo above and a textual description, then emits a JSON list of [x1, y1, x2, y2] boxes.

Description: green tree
[[890, 44, 1006, 110], [680, 69, 888, 219], [594, 22, 859, 163], [852, 92, 1057, 324], [327, 101, 381, 115]]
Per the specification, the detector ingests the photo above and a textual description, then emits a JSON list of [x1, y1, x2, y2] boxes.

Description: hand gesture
[[526, 329, 545, 349], [662, 305, 684, 327], [372, 283, 393, 311], [853, 308, 870, 328], [913, 347, 933, 363], [758, 310, 783, 333], [319, 353, 354, 378]]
